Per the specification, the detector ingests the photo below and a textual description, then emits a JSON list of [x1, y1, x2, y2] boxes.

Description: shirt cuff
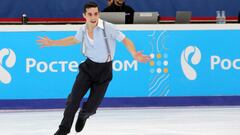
[[116, 31, 126, 42], [74, 34, 81, 42]]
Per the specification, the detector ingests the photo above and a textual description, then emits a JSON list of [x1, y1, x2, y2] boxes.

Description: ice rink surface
[[0, 106, 239, 135]]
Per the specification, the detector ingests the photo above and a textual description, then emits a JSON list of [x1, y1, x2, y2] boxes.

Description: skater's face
[[83, 7, 99, 27]]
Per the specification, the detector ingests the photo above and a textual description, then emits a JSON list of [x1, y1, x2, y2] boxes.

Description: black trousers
[[59, 58, 112, 131]]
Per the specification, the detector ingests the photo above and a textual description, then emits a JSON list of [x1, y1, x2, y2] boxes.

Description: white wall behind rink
[[0, 24, 240, 32]]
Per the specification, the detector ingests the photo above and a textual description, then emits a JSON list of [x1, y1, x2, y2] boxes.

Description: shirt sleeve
[[74, 26, 84, 42], [109, 24, 126, 42]]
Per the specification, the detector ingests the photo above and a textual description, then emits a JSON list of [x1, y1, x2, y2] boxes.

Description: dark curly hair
[[83, 2, 99, 14]]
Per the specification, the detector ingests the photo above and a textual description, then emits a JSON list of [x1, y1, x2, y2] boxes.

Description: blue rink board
[[0, 30, 240, 108]]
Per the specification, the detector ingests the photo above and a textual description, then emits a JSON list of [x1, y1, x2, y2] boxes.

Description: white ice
[[0, 106, 240, 135]]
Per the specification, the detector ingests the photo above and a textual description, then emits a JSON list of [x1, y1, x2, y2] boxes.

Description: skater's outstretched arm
[[37, 36, 79, 48], [122, 37, 151, 63]]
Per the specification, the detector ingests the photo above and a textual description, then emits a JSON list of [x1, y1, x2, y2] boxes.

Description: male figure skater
[[37, 2, 150, 135]]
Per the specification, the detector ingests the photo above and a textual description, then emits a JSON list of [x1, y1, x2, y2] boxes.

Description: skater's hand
[[133, 51, 151, 63], [37, 36, 54, 48]]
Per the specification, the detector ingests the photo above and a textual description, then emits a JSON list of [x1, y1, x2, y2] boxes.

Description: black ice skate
[[75, 116, 88, 132]]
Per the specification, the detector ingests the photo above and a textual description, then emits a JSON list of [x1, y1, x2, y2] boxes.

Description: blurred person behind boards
[[102, 0, 134, 24], [107, 0, 113, 6]]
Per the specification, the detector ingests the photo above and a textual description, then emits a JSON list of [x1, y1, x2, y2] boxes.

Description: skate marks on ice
[[1, 107, 240, 135]]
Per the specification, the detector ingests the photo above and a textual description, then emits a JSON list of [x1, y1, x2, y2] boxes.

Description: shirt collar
[[97, 18, 104, 29]]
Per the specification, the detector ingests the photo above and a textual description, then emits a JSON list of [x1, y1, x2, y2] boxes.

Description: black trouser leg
[[75, 58, 113, 132], [58, 58, 112, 133], [80, 80, 111, 116], [59, 64, 91, 132], [78, 58, 112, 117], [75, 80, 111, 132], [75, 79, 111, 132]]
